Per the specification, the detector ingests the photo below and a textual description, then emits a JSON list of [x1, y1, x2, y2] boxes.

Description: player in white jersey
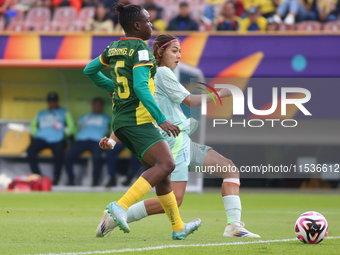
[[98, 34, 259, 238]]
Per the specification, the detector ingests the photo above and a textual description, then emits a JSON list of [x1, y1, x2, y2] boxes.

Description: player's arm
[[83, 56, 114, 92], [133, 66, 180, 137], [159, 68, 231, 108], [133, 65, 167, 125], [182, 88, 232, 108], [99, 131, 121, 150]]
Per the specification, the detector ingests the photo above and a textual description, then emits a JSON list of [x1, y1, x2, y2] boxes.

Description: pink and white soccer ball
[[295, 211, 328, 244]]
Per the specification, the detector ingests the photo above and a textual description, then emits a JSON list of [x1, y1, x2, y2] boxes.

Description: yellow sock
[[157, 191, 184, 232], [117, 176, 152, 211]]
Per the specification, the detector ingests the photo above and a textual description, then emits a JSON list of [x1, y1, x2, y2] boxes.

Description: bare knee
[[220, 159, 239, 178], [159, 158, 176, 176]]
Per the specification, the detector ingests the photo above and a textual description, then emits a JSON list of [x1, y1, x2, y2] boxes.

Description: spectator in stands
[[254, 0, 281, 18], [85, 2, 113, 32], [64, 98, 110, 186], [105, 138, 145, 187], [272, 0, 314, 25], [52, 0, 82, 12], [266, 16, 278, 29], [167, 2, 199, 31], [204, 0, 221, 21], [145, 4, 166, 32], [143, 0, 163, 19], [234, 0, 245, 16], [0, 0, 10, 26], [27, 92, 75, 185], [216, 1, 241, 30], [240, 6, 267, 30], [311, 0, 340, 22], [240, 0, 255, 13], [205, 0, 244, 25], [82, 0, 99, 7], [34, 0, 53, 9], [103, 0, 118, 17]]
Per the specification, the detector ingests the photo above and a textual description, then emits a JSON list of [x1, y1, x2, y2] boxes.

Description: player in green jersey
[[99, 34, 260, 238], [84, 4, 200, 240]]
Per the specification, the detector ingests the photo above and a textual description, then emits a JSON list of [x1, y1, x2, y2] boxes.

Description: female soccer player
[[99, 34, 260, 238], [84, 5, 200, 240]]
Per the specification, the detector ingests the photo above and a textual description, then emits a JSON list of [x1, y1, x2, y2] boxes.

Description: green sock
[[222, 195, 241, 225]]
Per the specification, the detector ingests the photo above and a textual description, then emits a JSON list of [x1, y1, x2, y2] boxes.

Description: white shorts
[[165, 132, 211, 182]]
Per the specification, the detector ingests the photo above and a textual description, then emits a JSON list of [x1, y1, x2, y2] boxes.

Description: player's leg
[[202, 148, 260, 237], [102, 140, 189, 235], [98, 124, 179, 232], [64, 141, 86, 185], [27, 138, 48, 176], [135, 140, 199, 238], [96, 124, 199, 238], [127, 131, 191, 223], [126, 130, 190, 221], [145, 181, 186, 214], [125, 181, 187, 225]]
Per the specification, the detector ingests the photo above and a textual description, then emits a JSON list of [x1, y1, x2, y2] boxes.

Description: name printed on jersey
[[108, 48, 128, 56]]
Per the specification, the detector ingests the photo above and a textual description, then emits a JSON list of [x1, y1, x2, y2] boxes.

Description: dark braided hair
[[115, 3, 144, 32], [153, 34, 179, 66]]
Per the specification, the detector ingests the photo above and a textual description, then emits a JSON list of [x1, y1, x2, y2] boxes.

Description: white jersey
[[154, 66, 190, 127]]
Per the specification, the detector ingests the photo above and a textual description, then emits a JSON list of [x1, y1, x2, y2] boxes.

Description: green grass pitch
[[1, 191, 339, 255]]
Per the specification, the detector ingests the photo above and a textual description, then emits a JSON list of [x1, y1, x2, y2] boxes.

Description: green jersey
[[100, 37, 158, 131]]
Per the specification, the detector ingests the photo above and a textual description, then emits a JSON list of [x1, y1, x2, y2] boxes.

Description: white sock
[[126, 201, 148, 223], [222, 195, 241, 225]]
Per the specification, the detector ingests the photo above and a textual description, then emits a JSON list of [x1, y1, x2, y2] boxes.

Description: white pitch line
[[33, 236, 340, 255]]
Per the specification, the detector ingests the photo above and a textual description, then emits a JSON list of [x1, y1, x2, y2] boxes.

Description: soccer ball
[[295, 211, 328, 244]]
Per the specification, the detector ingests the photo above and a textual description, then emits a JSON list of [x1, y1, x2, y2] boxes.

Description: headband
[[159, 39, 178, 49]]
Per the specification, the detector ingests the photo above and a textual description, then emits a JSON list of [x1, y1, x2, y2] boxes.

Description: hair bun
[[115, 3, 124, 13]]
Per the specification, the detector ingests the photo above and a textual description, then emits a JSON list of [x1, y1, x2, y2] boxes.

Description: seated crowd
[[0, 0, 339, 32], [27, 92, 143, 187]]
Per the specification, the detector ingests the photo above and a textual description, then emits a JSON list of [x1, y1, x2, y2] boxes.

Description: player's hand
[[109, 92, 114, 99], [159, 121, 180, 138], [219, 88, 232, 98], [99, 137, 113, 150]]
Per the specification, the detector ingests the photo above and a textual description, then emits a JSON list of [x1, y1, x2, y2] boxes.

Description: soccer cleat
[[223, 222, 260, 238], [106, 201, 130, 233], [95, 209, 117, 237], [172, 219, 201, 240]]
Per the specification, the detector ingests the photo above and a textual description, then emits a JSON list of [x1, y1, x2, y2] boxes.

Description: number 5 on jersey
[[115, 61, 130, 99]]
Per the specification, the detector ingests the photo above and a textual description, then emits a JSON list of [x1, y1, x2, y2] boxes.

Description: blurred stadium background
[[0, 0, 340, 191]]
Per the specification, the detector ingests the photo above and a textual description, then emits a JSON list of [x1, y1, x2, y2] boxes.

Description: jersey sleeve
[[83, 46, 114, 92], [133, 66, 167, 125], [132, 42, 154, 70], [157, 67, 190, 104], [100, 46, 110, 66]]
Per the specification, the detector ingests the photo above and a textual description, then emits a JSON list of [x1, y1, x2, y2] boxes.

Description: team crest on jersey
[[138, 50, 149, 61]]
